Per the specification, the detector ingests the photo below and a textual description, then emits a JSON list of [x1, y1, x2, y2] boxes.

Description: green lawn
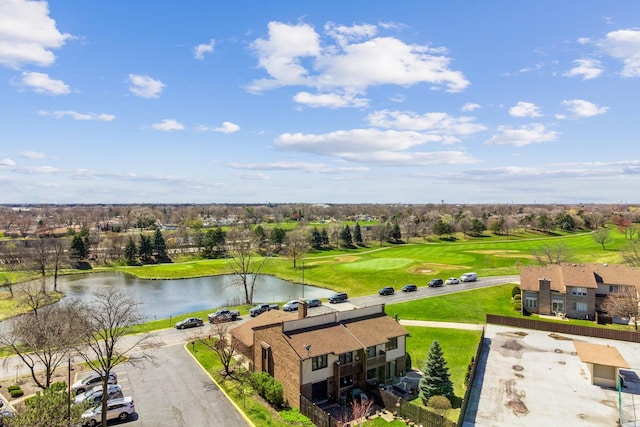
[[386, 284, 519, 324]]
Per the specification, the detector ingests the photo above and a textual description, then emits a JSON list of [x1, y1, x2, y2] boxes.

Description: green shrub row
[[250, 372, 284, 408]]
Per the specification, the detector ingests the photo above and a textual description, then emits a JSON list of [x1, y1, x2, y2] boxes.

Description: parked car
[[208, 309, 239, 323], [74, 384, 123, 405], [71, 372, 118, 395], [81, 396, 135, 426], [175, 317, 204, 329], [249, 303, 280, 317], [460, 272, 478, 282], [305, 298, 322, 308], [401, 284, 418, 292], [283, 300, 300, 311], [445, 277, 460, 285], [378, 286, 395, 296], [428, 278, 444, 288], [328, 292, 348, 303]]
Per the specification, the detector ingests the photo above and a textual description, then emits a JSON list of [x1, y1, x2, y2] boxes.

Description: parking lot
[[463, 324, 640, 427]]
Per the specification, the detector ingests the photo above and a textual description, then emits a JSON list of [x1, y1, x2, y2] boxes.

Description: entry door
[[552, 300, 564, 314], [311, 380, 328, 402]]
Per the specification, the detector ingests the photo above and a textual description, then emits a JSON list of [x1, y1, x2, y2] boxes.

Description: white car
[[71, 372, 118, 395], [81, 396, 135, 426], [282, 300, 300, 311], [445, 277, 460, 285], [74, 384, 123, 405]]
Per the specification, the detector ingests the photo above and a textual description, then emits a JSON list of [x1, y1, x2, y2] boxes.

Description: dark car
[[305, 298, 322, 308], [428, 278, 444, 287], [175, 317, 204, 329], [328, 292, 348, 304], [378, 286, 395, 296], [402, 284, 418, 292]]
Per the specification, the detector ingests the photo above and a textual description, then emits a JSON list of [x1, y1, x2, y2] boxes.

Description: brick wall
[[254, 324, 302, 408], [538, 278, 552, 315]]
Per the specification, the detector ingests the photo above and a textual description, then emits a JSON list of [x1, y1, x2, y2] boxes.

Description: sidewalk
[[399, 319, 484, 330]]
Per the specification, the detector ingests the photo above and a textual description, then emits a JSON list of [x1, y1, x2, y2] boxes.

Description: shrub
[[10, 388, 24, 398], [464, 356, 475, 386], [405, 352, 412, 371], [511, 285, 521, 298], [250, 371, 285, 408], [513, 302, 522, 312], [513, 294, 521, 301], [427, 395, 452, 415], [50, 381, 67, 392], [7, 385, 20, 392]]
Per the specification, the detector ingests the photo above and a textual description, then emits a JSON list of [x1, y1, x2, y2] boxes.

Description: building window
[[524, 292, 538, 309], [340, 352, 353, 364], [609, 285, 620, 293], [572, 302, 588, 312], [312, 354, 328, 371], [366, 368, 376, 380], [385, 360, 396, 380], [366, 346, 376, 358], [571, 287, 587, 297], [385, 337, 398, 351]]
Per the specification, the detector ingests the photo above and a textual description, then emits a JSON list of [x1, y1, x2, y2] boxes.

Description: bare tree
[[0, 301, 85, 389], [226, 228, 266, 305], [74, 288, 153, 427], [621, 241, 640, 267], [0, 241, 31, 297], [285, 227, 310, 268], [601, 286, 640, 330], [18, 281, 55, 318], [592, 228, 613, 250], [532, 243, 572, 266], [198, 321, 237, 378], [339, 397, 374, 427]]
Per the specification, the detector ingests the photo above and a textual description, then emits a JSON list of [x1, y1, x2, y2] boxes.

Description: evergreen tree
[[470, 218, 486, 236], [153, 228, 168, 259], [69, 235, 87, 260], [419, 340, 454, 403], [391, 222, 402, 241], [124, 237, 138, 264], [340, 225, 353, 246], [321, 228, 330, 247], [354, 223, 363, 245], [270, 227, 286, 252], [138, 234, 153, 262], [310, 227, 323, 249]]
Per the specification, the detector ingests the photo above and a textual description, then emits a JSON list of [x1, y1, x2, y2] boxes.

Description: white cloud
[[324, 22, 377, 46], [485, 123, 558, 146], [509, 102, 542, 118], [599, 29, 640, 77], [563, 59, 603, 80], [0, 158, 16, 167], [20, 150, 45, 159], [229, 161, 332, 173], [39, 110, 115, 121], [194, 39, 215, 60], [367, 110, 486, 140], [561, 99, 608, 117], [293, 91, 369, 108], [461, 103, 481, 112], [18, 71, 70, 95], [275, 128, 439, 154], [0, 0, 71, 68], [337, 150, 478, 166], [248, 21, 469, 100], [128, 74, 165, 98], [151, 119, 184, 131], [214, 121, 240, 134]]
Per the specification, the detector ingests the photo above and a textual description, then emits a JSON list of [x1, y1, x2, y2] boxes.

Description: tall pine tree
[[353, 222, 363, 245], [419, 340, 454, 403]]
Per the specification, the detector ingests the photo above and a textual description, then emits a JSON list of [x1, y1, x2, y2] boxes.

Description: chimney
[[298, 299, 308, 319]]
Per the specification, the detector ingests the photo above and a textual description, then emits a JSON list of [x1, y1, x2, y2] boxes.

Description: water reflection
[[55, 272, 334, 320]]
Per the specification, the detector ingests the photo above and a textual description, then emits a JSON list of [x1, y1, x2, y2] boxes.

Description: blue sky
[[1, 1, 640, 205]]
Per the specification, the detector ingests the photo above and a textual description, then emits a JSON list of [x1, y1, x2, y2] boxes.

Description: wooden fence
[[300, 395, 339, 427], [486, 314, 640, 342], [379, 388, 457, 427]]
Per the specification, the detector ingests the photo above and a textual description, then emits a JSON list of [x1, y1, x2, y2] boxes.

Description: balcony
[[336, 361, 362, 377], [366, 354, 386, 368]]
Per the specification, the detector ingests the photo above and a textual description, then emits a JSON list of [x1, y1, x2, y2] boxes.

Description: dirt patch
[[409, 263, 461, 275], [335, 256, 359, 262], [0, 363, 88, 409]]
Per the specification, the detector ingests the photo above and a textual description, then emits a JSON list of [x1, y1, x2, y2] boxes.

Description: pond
[[54, 272, 334, 320]]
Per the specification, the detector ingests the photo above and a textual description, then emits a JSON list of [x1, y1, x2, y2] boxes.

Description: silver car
[[282, 300, 300, 311], [81, 396, 135, 426], [71, 372, 118, 395], [74, 384, 123, 405]]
